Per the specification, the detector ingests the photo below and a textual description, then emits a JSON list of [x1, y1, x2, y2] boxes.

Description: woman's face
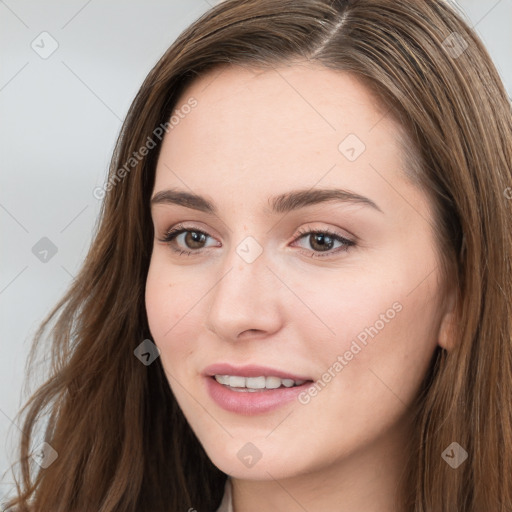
[[145, 63, 453, 481]]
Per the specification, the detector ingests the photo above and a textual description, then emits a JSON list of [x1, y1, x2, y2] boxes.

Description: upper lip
[[203, 363, 313, 381]]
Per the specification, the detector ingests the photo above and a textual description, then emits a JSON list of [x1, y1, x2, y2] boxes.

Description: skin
[[145, 62, 455, 512]]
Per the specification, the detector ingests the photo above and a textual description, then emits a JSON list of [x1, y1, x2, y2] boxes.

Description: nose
[[203, 244, 284, 342]]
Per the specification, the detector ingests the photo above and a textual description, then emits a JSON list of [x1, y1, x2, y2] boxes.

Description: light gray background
[[1, 0, 511, 501]]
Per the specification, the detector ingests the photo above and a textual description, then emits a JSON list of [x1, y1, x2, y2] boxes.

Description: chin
[[203, 436, 312, 481]]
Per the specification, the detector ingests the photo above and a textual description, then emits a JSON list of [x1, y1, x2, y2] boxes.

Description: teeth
[[229, 376, 246, 388], [214, 375, 306, 390], [215, 375, 231, 386], [246, 376, 266, 388]]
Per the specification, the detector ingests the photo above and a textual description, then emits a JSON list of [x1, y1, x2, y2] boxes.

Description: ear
[[438, 287, 457, 352]]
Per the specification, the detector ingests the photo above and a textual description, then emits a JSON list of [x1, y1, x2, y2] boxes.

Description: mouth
[[203, 362, 313, 382], [211, 374, 311, 392], [202, 364, 315, 415]]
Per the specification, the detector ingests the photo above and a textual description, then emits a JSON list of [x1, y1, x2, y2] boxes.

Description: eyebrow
[[150, 187, 383, 215]]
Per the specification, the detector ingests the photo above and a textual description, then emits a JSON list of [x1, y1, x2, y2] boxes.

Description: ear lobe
[[438, 289, 457, 351], [438, 312, 456, 351]]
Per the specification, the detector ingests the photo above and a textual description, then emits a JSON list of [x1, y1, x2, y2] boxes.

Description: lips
[[202, 363, 313, 382], [202, 363, 315, 415]]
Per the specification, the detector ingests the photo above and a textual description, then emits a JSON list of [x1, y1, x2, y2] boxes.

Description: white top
[[215, 477, 233, 512]]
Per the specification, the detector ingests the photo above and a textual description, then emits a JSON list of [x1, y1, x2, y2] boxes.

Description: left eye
[[158, 224, 355, 258], [292, 228, 355, 257]]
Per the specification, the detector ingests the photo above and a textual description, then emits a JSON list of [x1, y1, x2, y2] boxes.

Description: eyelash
[[158, 223, 355, 259]]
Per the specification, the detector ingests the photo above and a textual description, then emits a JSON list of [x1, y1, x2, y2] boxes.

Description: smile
[[214, 374, 307, 391]]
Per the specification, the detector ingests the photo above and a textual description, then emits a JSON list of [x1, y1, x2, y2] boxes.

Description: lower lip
[[204, 376, 312, 415]]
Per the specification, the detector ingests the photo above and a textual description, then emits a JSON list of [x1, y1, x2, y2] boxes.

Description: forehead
[[154, 62, 410, 214], [173, 62, 390, 143]]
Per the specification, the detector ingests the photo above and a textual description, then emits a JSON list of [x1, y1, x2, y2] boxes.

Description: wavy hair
[[5, 0, 512, 510]]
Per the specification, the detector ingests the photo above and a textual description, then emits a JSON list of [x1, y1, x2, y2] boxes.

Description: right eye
[[158, 223, 220, 256]]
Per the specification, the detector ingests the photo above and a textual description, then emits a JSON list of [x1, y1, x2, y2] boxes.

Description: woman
[[5, 0, 512, 510]]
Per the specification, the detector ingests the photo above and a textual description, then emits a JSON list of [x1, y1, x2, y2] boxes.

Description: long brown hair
[[5, 0, 512, 510]]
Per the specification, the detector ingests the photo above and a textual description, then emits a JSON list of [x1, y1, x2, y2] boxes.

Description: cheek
[[146, 260, 180, 343], [145, 258, 206, 375], [293, 254, 442, 400], [145, 262, 175, 341], [309, 280, 440, 412]]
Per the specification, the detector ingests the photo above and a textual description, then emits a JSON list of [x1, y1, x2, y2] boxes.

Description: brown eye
[[181, 231, 207, 249], [293, 228, 355, 258], [159, 225, 218, 256], [308, 233, 336, 252]]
